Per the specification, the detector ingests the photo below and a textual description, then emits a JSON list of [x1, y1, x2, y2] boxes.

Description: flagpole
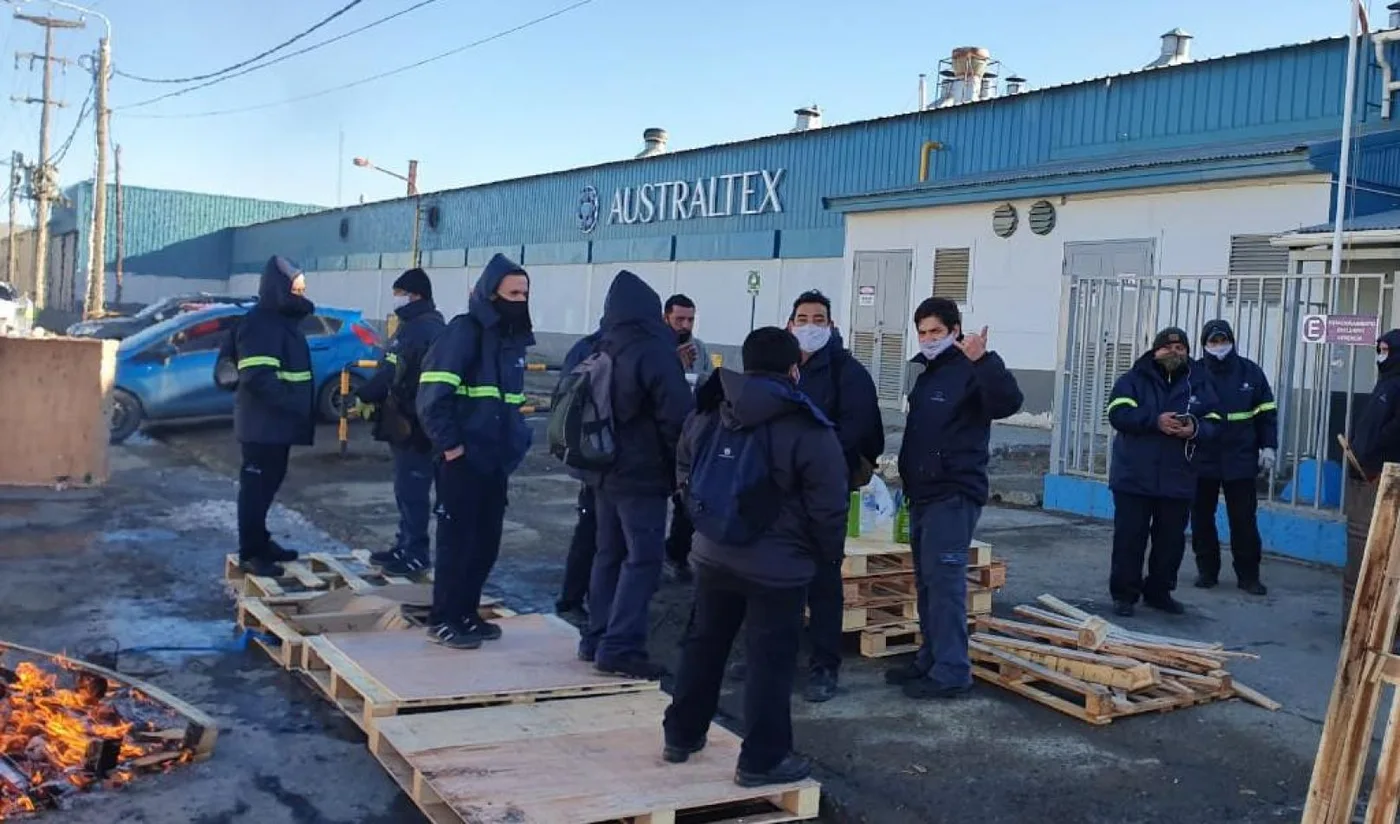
[[1331, 0, 1362, 277]]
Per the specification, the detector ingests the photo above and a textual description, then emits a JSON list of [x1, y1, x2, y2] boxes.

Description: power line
[[120, 0, 593, 120], [117, 0, 447, 111], [114, 0, 367, 84], [50, 77, 93, 166]]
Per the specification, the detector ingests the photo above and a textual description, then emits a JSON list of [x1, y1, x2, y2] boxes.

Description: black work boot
[[266, 540, 299, 563], [1112, 600, 1135, 617], [239, 556, 285, 578], [595, 655, 668, 681], [884, 661, 926, 685], [662, 738, 707, 764], [803, 668, 837, 703], [1194, 573, 1219, 589], [1238, 580, 1268, 596], [735, 754, 812, 788], [1143, 594, 1186, 615]]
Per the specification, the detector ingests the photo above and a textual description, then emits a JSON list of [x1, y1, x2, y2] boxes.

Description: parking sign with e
[[1301, 314, 1327, 344]]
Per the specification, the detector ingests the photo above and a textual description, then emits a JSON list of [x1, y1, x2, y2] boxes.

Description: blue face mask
[[919, 335, 956, 361]]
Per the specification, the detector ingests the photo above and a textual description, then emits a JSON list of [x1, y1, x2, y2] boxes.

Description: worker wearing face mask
[[1106, 327, 1223, 618], [1353, 329, 1400, 477], [1189, 320, 1276, 596], [662, 294, 713, 583]]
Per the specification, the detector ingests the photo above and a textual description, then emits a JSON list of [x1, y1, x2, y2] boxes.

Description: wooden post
[[113, 143, 123, 304], [83, 35, 110, 318]]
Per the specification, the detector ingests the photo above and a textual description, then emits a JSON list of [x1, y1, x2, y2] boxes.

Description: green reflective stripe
[[465, 385, 502, 399], [384, 353, 399, 365], [1203, 412, 1223, 421], [276, 370, 312, 382], [1106, 397, 1138, 412], [1256, 401, 1278, 413], [1225, 401, 1280, 422], [237, 355, 281, 370], [504, 393, 527, 405], [420, 371, 463, 387]]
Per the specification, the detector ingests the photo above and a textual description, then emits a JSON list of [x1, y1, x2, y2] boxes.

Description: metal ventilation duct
[[1145, 28, 1193, 69], [791, 105, 823, 132], [636, 128, 668, 158]]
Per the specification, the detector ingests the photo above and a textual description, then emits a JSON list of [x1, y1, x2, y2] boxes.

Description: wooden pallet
[[970, 642, 1207, 725], [368, 691, 820, 824], [842, 536, 994, 577], [300, 613, 659, 732], [842, 575, 917, 605], [859, 621, 922, 658], [224, 551, 434, 598], [969, 559, 1007, 589], [839, 586, 992, 631], [236, 587, 513, 671]]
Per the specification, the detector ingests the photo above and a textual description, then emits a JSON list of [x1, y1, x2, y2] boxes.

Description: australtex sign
[[601, 169, 786, 227]]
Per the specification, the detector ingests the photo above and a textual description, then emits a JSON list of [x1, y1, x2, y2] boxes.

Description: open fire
[[0, 653, 196, 818]]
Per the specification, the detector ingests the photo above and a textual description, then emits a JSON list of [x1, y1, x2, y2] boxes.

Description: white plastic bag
[[859, 475, 896, 536]]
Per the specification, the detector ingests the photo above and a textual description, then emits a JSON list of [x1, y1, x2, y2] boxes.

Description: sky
[[0, 0, 1366, 211]]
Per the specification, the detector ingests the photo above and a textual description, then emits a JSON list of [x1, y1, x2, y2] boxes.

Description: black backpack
[[547, 350, 618, 477], [682, 418, 781, 545]]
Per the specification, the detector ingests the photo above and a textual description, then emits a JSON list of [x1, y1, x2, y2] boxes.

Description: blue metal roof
[[1296, 208, 1400, 234]]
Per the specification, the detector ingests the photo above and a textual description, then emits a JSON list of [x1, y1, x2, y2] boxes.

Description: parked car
[[108, 303, 382, 443], [68, 293, 258, 340], [0, 281, 19, 334]]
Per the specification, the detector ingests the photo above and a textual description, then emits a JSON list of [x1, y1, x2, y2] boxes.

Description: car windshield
[[131, 299, 177, 320], [118, 307, 233, 353]]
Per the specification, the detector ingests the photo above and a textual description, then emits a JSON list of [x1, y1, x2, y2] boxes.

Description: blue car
[[109, 303, 383, 443]]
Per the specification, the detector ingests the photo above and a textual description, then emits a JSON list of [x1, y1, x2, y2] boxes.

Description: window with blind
[[1226, 234, 1287, 304], [933, 247, 971, 302]]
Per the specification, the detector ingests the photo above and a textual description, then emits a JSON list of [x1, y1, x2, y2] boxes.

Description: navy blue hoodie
[[1192, 319, 1278, 481], [898, 346, 1023, 506], [1107, 352, 1222, 499], [796, 329, 886, 489], [416, 254, 535, 474], [1354, 329, 1400, 476], [594, 271, 695, 497], [357, 296, 446, 450], [233, 255, 317, 446], [680, 369, 849, 588]]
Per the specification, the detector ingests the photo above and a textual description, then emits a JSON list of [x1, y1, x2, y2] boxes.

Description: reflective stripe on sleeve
[[1106, 397, 1137, 412], [237, 355, 281, 369], [420, 371, 463, 387], [1226, 401, 1278, 422], [276, 370, 312, 383]]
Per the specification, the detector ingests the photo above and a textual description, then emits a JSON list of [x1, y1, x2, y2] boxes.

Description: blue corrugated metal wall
[[171, 36, 1374, 273]]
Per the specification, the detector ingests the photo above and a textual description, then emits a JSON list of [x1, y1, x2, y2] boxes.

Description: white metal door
[[850, 250, 913, 409]]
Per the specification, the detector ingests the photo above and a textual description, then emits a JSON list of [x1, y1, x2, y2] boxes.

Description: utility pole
[[84, 33, 110, 318], [13, 11, 84, 312], [6, 152, 21, 287], [113, 143, 123, 304]]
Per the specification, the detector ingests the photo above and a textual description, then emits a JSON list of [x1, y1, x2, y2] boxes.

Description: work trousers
[[909, 495, 981, 689], [1191, 477, 1263, 584], [585, 490, 667, 663], [663, 564, 804, 774], [665, 492, 695, 568], [237, 442, 291, 561], [805, 559, 844, 675], [557, 485, 597, 611], [431, 459, 508, 626], [1110, 491, 1191, 604], [391, 445, 435, 562]]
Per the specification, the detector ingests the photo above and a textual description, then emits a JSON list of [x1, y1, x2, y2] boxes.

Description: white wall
[[106, 273, 229, 306], [842, 175, 1333, 373]]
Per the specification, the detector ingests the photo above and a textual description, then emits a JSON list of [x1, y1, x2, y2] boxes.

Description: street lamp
[[351, 156, 419, 197]]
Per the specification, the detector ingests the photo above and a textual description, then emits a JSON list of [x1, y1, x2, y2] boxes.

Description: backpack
[[547, 351, 618, 474], [682, 418, 782, 546]]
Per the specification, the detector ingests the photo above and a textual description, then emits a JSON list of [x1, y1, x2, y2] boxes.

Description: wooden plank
[[371, 692, 820, 824], [0, 337, 115, 487], [1231, 681, 1282, 711], [859, 622, 922, 658]]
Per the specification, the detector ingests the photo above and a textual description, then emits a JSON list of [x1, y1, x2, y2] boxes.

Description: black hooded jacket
[[796, 329, 885, 489], [358, 296, 446, 450], [1355, 329, 1400, 476], [233, 256, 317, 446], [594, 271, 695, 496], [680, 370, 849, 588], [1193, 319, 1278, 481]]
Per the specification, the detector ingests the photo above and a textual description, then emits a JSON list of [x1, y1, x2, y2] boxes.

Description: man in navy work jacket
[[233, 255, 318, 577], [786, 289, 883, 702], [891, 297, 1023, 700], [1190, 319, 1276, 596], [1355, 329, 1400, 477], [1106, 327, 1222, 618], [663, 327, 848, 789], [416, 254, 534, 650], [554, 326, 603, 627], [356, 268, 446, 577], [582, 271, 694, 680]]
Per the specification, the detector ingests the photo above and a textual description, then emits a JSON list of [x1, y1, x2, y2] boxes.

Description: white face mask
[[919, 336, 956, 361], [1205, 343, 1233, 360], [391, 294, 411, 310], [791, 324, 831, 354], [1379, 352, 1390, 365]]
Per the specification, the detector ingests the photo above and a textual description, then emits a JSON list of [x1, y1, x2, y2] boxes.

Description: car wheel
[[109, 388, 143, 444], [317, 373, 364, 423]]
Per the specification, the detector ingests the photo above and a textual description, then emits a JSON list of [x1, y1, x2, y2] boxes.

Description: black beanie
[[393, 267, 433, 300], [1152, 327, 1190, 352]]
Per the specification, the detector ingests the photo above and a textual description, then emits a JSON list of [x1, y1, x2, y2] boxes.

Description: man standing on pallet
[[1189, 320, 1276, 596], [232, 255, 318, 578], [890, 298, 1022, 700], [663, 326, 848, 787], [416, 254, 534, 650]]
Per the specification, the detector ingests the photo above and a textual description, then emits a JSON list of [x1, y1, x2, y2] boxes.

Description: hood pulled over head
[[696, 368, 831, 430], [470, 253, 533, 340], [601, 270, 670, 343], [259, 255, 314, 318]]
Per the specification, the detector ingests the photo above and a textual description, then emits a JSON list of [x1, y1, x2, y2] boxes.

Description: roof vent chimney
[[791, 105, 822, 132], [1145, 28, 1193, 69], [1005, 75, 1027, 95], [636, 128, 668, 158], [932, 47, 996, 108], [1390, 1, 1400, 28]]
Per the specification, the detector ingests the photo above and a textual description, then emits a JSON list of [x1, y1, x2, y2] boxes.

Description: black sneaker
[[239, 557, 286, 577], [1238, 580, 1268, 596], [1112, 600, 1135, 617], [369, 547, 398, 565], [803, 669, 837, 703], [577, 643, 596, 663], [884, 661, 926, 685], [902, 679, 972, 701], [1194, 574, 1219, 589], [596, 655, 668, 681], [662, 738, 706, 764], [555, 604, 589, 628], [735, 754, 812, 788], [381, 551, 429, 577], [427, 622, 482, 650], [1143, 594, 1186, 615], [464, 618, 502, 642], [266, 540, 299, 563]]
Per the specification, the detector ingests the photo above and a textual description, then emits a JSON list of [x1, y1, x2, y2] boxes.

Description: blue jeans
[[392, 445, 435, 562], [585, 491, 667, 662], [910, 495, 982, 689]]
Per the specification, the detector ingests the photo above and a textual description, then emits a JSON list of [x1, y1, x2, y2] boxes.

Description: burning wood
[[0, 653, 197, 818]]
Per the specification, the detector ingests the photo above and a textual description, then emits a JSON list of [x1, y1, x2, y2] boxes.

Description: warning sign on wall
[[858, 285, 876, 307]]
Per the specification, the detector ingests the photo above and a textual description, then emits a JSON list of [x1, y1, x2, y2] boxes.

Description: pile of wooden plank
[[841, 535, 1004, 658], [970, 594, 1279, 725]]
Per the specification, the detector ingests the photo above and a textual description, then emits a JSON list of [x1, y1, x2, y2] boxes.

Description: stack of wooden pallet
[[841, 535, 1005, 658], [970, 594, 1280, 725]]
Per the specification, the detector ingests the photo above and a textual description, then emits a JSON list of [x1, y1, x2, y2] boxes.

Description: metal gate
[[1052, 270, 1395, 511], [849, 250, 913, 409]]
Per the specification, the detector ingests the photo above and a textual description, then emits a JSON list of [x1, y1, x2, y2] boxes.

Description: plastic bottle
[[846, 490, 861, 538], [893, 494, 910, 544]]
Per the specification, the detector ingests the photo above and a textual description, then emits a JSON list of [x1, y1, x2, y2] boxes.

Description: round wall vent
[[338, 217, 350, 240], [426, 204, 441, 231], [992, 203, 1018, 238], [1029, 200, 1057, 235]]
